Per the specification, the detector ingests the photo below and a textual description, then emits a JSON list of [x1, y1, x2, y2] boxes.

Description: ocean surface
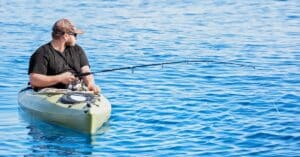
[[0, 0, 299, 156]]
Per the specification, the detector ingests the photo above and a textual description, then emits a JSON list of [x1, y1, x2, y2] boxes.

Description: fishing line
[[76, 59, 256, 77]]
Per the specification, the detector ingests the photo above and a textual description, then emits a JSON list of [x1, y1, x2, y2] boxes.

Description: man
[[28, 18, 100, 94]]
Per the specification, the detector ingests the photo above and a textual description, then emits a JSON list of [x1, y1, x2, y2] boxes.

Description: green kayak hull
[[18, 88, 111, 134]]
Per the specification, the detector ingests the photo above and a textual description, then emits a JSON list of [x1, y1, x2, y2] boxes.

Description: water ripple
[[0, 0, 300, 156]]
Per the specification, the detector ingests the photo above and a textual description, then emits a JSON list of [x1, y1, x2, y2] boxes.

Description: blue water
[[0, 0, 299, 156]]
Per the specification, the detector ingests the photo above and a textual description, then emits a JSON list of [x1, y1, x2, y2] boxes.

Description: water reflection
[[18, 108, 110, 156]]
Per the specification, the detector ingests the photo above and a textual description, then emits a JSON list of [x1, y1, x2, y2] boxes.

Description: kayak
[[18, 87, 111, 134]]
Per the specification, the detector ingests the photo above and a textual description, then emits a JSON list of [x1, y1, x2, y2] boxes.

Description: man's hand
[[58, 72, 76, 85], [87, 83, 101, 95]]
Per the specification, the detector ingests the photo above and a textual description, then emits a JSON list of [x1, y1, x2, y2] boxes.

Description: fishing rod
[[75, 59, 256, 77]]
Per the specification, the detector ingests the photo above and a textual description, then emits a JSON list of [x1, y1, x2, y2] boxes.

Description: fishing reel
[[67, 79, 88, 91]]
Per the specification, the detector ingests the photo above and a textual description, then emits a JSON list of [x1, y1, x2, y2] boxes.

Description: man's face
[[65, 33, 77, 46]]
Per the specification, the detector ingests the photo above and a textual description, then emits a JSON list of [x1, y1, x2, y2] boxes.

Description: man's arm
[[81, 65, 100, 94], [30, 72, 76, 88]]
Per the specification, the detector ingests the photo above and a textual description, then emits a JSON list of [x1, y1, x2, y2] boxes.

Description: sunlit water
[[0, 0, 299, 156]]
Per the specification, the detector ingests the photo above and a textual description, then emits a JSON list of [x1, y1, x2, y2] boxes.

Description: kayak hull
[[18, 88, 111, 134]]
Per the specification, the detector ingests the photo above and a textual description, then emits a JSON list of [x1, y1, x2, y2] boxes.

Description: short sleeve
[[77, 45, 90, 68], [28, 49, 48, 75]]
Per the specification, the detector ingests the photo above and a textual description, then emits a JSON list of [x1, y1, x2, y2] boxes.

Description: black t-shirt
[[28, 42, 90, 89]]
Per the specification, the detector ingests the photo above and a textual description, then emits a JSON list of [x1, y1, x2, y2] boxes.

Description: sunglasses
[[67, 32, 77, 38]]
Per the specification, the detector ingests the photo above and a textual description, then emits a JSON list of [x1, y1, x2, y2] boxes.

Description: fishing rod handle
[[75, 72, 93, 77]]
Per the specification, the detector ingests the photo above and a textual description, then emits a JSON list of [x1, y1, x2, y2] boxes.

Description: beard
[[65, 39, 76, 46]]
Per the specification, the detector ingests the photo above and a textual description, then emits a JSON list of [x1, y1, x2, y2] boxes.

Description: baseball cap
[[52, 18, 84, 35]]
